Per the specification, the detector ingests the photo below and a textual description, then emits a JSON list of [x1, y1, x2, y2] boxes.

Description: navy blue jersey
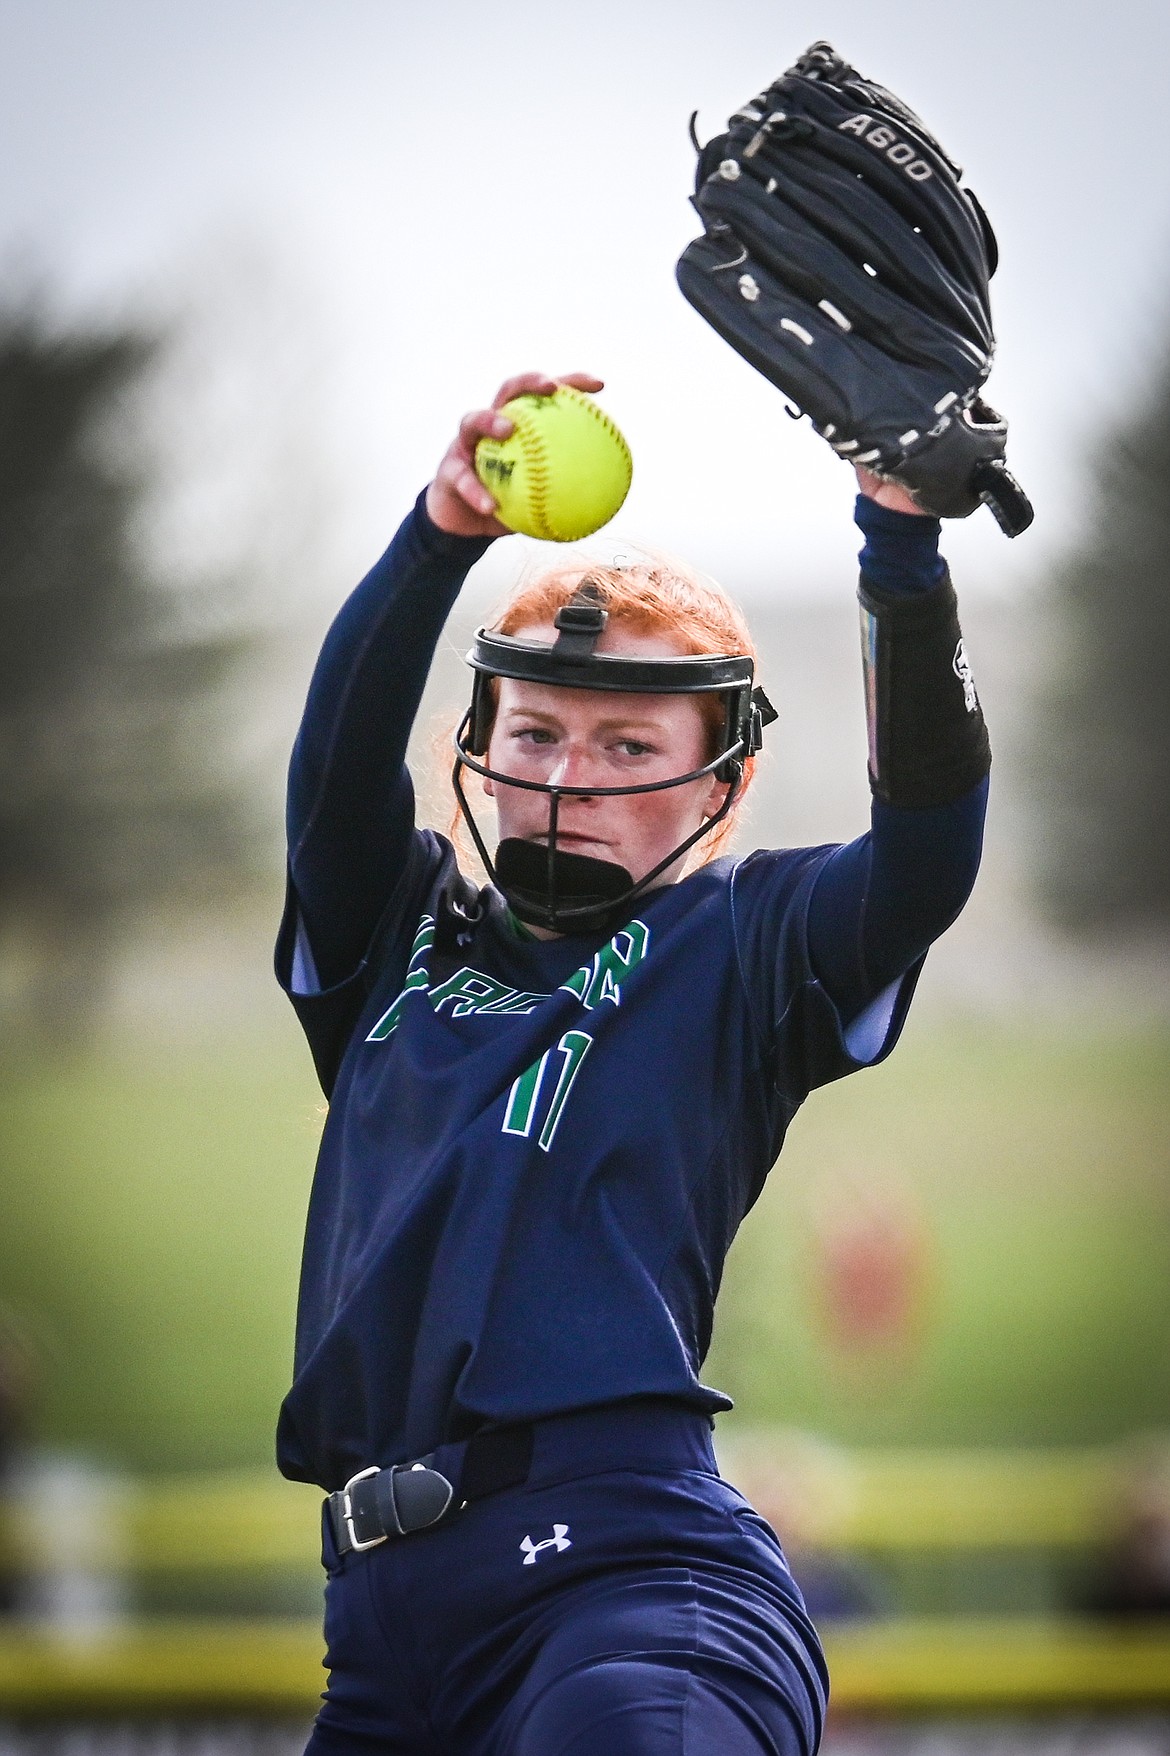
[[276, 829, 920, 1490], [276, 493, 983, 1492]]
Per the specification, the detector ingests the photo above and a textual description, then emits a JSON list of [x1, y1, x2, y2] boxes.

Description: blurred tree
[[0, 293, 261, 1039], [1035, 343, 1170, 931]]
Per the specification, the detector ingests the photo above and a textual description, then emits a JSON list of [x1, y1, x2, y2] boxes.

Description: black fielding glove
[[676, 41, 1034, 537]]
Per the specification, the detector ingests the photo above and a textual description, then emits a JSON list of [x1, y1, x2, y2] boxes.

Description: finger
[[458, 406, 513, 453], [490, 370, 606, 409], [440, 454, 497, 518], [491, 370, 560, 408], [556, 372, 605, 392]]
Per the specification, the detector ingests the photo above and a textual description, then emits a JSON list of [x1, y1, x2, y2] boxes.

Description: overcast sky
[[4, 0, 1170, 604]]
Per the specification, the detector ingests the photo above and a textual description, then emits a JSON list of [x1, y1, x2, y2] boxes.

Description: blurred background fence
[[2, 1444, 1170, 1716]]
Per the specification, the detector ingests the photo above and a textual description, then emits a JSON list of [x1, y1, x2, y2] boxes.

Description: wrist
[[855, 493, 944, 596], [415, 487, 496, 557]]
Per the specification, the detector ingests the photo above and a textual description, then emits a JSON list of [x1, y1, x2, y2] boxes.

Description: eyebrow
[[499, 706, 671, 732]]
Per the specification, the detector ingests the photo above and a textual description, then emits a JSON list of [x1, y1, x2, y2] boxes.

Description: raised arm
[[286, 372, 602, 992], [806, 470, 990, 1029]]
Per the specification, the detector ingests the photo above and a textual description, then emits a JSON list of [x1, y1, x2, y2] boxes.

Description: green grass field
[[708, 1025, 1170, 1447], [1, 1020, 1166, 1472]]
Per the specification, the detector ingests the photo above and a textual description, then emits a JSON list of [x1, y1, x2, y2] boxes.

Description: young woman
[[276, 370, 989, 1755]]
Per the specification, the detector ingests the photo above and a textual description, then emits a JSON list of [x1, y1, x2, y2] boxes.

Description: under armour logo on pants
[[520, 1524, 572, 1565]]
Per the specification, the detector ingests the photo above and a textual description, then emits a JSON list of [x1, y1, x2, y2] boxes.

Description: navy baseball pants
[[305, 1404, 828, 1756]]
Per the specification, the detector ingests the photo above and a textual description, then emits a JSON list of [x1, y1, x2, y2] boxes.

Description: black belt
[[327, 1422, 535, 1556]]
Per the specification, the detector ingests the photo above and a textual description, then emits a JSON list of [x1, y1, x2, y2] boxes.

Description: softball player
[[276, 369, 989, 1755]]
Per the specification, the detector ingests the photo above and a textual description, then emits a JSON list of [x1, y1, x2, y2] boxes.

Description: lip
[[532, 831, 613, 851]]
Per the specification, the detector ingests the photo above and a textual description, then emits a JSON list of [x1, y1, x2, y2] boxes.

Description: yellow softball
[[474, 386, 633, 542]]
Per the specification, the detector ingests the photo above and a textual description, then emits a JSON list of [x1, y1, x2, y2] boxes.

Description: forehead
[[494, 621, 706, 724], [509, 619, 693, 660]]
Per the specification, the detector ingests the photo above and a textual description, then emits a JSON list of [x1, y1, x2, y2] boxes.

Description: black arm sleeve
[[805, 496, 991, 1023], [286, 491, 491, 991]]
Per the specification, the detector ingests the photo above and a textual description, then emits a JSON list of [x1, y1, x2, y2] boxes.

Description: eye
[[514, 726, 557, 746], [614, 738, 654, 757]]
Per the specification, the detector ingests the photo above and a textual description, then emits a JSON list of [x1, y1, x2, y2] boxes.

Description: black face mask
[[450, 585, 776, 936], [493, 840, 635, 928]]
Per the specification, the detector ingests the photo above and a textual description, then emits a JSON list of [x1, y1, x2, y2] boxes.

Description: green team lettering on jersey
[[365, 915, 435, 1041], [367, 914, 651, 1042], [559, 921, 651, 1010], [429, 969, 548, 1019]]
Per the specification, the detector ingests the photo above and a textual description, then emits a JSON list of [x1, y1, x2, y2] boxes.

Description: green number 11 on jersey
[[502, 1030, 594, 1152]]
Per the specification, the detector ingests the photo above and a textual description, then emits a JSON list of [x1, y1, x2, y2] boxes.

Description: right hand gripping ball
[[475, 386, 633, 542]]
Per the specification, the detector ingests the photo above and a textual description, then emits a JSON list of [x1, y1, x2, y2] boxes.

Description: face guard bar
[[451, 586, 776, 934]]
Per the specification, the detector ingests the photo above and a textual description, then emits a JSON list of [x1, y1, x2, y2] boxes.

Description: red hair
[[444, 548, 761, 869]]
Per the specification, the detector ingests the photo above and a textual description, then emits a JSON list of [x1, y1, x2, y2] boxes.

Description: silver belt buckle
[[341, 1464, 386, 1552]]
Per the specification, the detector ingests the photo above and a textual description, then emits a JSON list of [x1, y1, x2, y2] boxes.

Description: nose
[[547, 743, 602, 802]]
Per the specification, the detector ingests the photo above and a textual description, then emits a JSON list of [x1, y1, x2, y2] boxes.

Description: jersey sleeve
[[804, 777, 987, 1027], [284, 491, 491, 993], [276, 491, 491, 1089], [728, 497, 988, 1095], [275, 831, 453, 1097], [729, 845, 925, 1099]]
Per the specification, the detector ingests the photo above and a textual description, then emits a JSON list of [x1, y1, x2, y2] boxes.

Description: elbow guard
[[859, 572, 991, 808]]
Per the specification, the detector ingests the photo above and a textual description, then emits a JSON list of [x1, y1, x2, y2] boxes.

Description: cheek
[[483, 731, 522, 800], [483, 764, 541, 829], [622, 777, 712, 848]]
